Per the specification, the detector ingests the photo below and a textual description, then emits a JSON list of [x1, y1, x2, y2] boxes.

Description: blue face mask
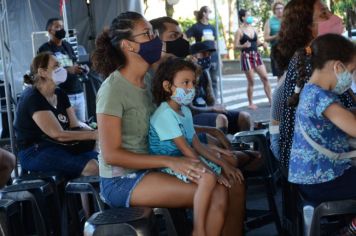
[[136, 37, 163, 65], [245, 16, 254, 24], [332, 64, 353, 95], [171, 87, 196, 105], [197, 56, 211, 70]]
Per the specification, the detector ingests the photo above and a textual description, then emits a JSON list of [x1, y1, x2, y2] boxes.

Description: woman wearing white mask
[[14, 52, 98, 178], [234, 9, 272, 110]]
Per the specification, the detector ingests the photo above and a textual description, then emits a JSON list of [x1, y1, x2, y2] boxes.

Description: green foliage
[[332, 0, 355, 18]]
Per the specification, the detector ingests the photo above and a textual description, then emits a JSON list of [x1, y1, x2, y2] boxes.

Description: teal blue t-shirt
[[149, 102, 195, 156], [269, 16, 281, 46]]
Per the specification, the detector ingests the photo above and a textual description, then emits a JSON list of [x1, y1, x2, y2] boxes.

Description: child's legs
[[206, 183, 228, 236], [194, 171, 218, 235]]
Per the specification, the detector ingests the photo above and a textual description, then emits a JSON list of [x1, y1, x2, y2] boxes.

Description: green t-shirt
[[96, 70, 155, 178]]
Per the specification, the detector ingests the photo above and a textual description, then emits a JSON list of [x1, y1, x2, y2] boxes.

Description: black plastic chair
[[0, 199, 22, 236], [232, 128, 282, 235], [0, 190, 47, 236], [84, 207, 156, 236], [296, 188, 356, 236], [66, 176, 177, 236], [1, 179, 61, 235]]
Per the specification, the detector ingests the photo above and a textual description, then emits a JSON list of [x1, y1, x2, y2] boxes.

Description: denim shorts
[[270, 133, 280, 160], [18, 144, 98, 178], [100, 170, 149, 208]]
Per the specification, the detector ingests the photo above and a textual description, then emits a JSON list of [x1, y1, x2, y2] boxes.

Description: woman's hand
[[221, 162, 244, 184], [168, 158, 207, 184], [213, 104, 227, 113], [242, 41, 251, 48]]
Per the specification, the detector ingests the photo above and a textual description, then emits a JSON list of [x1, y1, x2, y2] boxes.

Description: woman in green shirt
[[92, 11, 246, 236], [264, 1, 284, 80]]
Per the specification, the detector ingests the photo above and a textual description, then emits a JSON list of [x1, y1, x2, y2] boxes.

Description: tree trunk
[[165, 0, 174, 17]]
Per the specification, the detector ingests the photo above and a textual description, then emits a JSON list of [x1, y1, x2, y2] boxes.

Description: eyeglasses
[[131, 29, 158, 41]]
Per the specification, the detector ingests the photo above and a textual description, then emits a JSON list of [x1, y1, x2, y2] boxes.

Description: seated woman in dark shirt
[[14, 52, 98, 178]]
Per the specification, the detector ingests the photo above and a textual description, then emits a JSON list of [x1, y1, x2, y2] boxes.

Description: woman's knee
[[216, 114, 228, 127], [81, 159, 99, 176], [0, 149, 16, 171]]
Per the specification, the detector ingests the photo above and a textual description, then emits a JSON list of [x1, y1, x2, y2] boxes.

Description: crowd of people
[[0, 0, 355, 235]]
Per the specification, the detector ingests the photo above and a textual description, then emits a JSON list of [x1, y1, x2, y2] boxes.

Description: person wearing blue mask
[[288, 34, 356, 204], [234, 9, 272, 110]]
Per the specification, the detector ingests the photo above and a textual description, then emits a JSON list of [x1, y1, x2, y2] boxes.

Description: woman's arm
[[194, 125, 231, 150], [189, 104, 215, 113], [263, 20, 277, 43], [97, 114, 205, 178], [32, 111, 96, 141]]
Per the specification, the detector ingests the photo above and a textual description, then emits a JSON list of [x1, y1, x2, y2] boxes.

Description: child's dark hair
[[150, 17, 179, 37], [91, 11, 144, 78], [288, 34, 356, 107], [23, 52, 52, 85], [152, 58, 200, 105]]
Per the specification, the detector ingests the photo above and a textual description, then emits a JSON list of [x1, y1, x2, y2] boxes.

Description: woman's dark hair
[[238, 9, 247, 22], [91, 11, 144, 78], [272, 0, 317, 72], [288, 34, 356, 107], [152, 58, 200, 105], [23, 52, 52, 85], [194, 6, 209, 22]]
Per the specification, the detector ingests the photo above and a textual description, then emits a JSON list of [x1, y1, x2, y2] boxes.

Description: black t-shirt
[[38, 41, 83, 94], [14, 87, 71, 146], [186, 22, 218, 63]]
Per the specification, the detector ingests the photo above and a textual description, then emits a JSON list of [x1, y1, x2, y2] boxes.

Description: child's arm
[[173, 136, 200, 159], [324, 103, 356, 137]]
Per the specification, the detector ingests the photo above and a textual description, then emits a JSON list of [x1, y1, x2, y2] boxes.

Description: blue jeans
[[18, 144, 97, 178], [68, 92, 86, 122], [270, 133, 280, 160]]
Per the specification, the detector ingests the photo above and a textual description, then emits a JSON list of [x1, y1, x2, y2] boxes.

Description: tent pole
[[213, 0, 224, 104], [0, 0, 17, 176]]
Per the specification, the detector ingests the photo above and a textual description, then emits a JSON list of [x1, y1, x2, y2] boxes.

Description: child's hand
[[169, 158, 206, 183], [217, 174, 231, 188], [222, 162, 244, 184]]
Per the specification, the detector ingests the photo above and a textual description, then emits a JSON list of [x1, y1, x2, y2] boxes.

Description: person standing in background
[[234, 9, 272, 110], [186, 6, 220, 99], [38, 18, 88, 122], [264, 1, 284, 81]]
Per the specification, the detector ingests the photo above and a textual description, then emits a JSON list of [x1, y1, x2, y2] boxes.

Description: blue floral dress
[[288, 83, 352, 184]]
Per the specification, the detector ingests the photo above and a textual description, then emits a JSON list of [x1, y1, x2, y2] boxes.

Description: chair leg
[[265, 180, 282, 235]]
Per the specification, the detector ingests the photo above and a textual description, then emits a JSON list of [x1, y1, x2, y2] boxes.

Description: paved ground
[[220, 73, 277, 123]]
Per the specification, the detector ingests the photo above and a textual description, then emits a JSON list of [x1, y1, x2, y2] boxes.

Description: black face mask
[[165, 36, 190, 58], [54, 29, 66, 40]]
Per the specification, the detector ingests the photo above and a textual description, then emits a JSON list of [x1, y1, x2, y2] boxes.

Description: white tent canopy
[[8, 0, 143, 93]]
